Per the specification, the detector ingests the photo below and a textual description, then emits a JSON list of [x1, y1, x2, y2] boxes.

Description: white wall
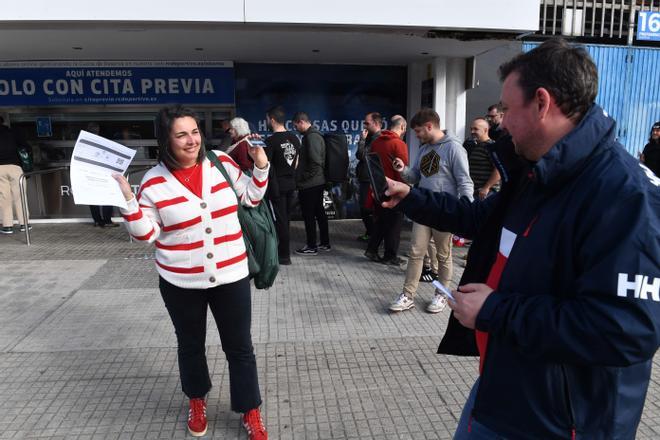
[[465, 42, 522, 128], [5, 1, 539, 32], [247, 0, 539, 32]]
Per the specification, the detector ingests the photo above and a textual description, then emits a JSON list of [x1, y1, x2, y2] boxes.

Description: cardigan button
[[207, 253, 213, 259], [205, 227, 212, 234], [209, 276, 216, 283], [200, 202, 207, 209]]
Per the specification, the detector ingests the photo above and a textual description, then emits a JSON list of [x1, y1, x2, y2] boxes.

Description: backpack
[[207, 151, 279, 289], [322, 133, 349, 183]]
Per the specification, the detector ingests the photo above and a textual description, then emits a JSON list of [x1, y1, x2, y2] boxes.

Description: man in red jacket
[[365, 115, 409, 265]]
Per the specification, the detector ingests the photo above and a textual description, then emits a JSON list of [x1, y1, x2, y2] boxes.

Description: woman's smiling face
[[169, 116, 201, 167]]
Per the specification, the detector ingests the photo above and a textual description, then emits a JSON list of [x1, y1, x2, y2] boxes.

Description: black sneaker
[[19, 224, 32, 232], [0, 227, 13, 235], [419, 268, 437, 283], [364, 250, 382, 262], [356, 234, 370, 242], [317, 244, 331, 252], [295, 245, 318, 256]]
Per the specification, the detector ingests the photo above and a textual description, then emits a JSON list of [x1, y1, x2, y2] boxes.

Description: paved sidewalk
[[0, 221, 659, 439]]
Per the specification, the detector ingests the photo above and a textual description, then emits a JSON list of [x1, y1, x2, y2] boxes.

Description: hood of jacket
[[532, 104, 616, 190], [376, 130, 402, 142]]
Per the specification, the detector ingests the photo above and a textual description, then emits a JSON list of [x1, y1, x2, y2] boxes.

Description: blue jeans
[[454, 378, 506, 439]]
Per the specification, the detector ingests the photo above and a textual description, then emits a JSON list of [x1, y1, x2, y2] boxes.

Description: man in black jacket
[[383, 38, 660, 439], [0, 116, 31, 234], [485, 104, 505, 141], [265, 106, 300, 265], [293, 112, 330, 255]]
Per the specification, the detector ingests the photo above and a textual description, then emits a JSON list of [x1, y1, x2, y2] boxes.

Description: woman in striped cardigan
[[113, 106, 269, 439]]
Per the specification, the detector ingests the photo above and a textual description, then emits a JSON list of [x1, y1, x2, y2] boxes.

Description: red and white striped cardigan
[[120, 150, 269, 289]]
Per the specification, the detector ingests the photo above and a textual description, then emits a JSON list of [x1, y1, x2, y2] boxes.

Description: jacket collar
[[532, 104, 616, 189]]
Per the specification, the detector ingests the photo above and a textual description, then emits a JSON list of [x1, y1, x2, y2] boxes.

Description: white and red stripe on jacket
[[477, 227, 517, 374], [120, 150, 269, 289]]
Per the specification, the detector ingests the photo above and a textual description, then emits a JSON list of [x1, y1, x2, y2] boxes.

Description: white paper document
[[70, 130, 136, 209]]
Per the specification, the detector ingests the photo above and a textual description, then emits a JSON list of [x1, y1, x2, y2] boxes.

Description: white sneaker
[[426, 293, 447, 313], [389, 293, 415, 312]]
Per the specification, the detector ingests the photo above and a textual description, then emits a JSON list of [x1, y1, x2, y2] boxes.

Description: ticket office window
[[9, 112, 161, 165], [8, 108, 230, 166]]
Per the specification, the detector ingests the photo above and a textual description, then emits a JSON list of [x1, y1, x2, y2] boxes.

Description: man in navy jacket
[[383, 38, 660, 439]]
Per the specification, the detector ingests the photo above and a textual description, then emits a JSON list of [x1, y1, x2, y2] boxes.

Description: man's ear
[[535, 87, 552, 119]]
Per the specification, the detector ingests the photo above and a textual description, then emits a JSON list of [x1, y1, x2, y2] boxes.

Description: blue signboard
[[638, 11, 660, 41], [235, 63, 407, 218], [0, 62, 235, 106]]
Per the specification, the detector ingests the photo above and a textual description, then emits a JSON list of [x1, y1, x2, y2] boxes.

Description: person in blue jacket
[[383, 38, 660, 440]]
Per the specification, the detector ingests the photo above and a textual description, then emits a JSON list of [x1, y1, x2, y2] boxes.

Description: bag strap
[[206, 151, 247, 216], [207, 151, 260, 246]]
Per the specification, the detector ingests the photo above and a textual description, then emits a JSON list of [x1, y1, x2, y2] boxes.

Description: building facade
[[1, 1, 538, 220]]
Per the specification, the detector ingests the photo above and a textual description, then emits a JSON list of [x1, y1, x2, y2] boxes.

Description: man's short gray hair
[[230, 117, 251, 137]]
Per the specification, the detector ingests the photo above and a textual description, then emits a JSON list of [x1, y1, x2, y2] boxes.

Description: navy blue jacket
[[399, 105, 660, 439]]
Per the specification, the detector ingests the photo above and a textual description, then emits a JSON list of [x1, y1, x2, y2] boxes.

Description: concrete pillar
[[406, 56, 467, 159], [445, 57, 467, 141], [432, 57, 447, 125], [406, 61, 424, 160]]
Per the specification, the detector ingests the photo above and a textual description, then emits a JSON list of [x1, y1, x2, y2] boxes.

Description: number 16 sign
[[638, 11, 660, 42]]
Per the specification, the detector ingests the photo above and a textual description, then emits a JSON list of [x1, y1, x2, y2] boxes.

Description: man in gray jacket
[[390, 108, 473, 313], [293, 112, 330, 255]]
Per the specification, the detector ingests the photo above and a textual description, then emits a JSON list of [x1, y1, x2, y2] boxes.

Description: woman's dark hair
[[498, 38, 598, 122], [156, 105, 206, 169]]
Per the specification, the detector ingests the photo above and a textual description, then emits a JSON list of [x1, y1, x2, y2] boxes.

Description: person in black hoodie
[[264, 106, 300, 265], [641, 121, 660, 176], [383, 38, 660, 440]]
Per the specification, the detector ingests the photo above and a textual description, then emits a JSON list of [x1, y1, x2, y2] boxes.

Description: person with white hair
[[228, 117, 254, 172]]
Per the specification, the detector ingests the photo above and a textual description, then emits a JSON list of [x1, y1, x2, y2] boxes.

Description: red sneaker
[[242, 408, 268, 440], [188, 398, 207, 437]]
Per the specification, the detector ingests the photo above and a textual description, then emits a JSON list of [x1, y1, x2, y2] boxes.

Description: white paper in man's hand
[[70, 130, 136, 209]]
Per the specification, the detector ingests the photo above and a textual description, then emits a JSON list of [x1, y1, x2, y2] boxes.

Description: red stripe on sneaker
[[156, 260, 204, 274], [211, 205, 238, 219], [155, 240, 204, 251], [252, 176, 268, 188], [216, 252, 247, 269], [132, 228, 155, 241], [211, 181, 230, 193], [155, 196, 188, 209], [162, 216, 202, 232], [123, 210, 143, 222], [213, 230, 243, 245]]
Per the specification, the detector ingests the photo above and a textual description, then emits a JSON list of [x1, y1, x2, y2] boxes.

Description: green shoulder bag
[[207, 151, 279, 289]]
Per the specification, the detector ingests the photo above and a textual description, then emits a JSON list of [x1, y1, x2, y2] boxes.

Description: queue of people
[[2, 36, 659, 440]]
